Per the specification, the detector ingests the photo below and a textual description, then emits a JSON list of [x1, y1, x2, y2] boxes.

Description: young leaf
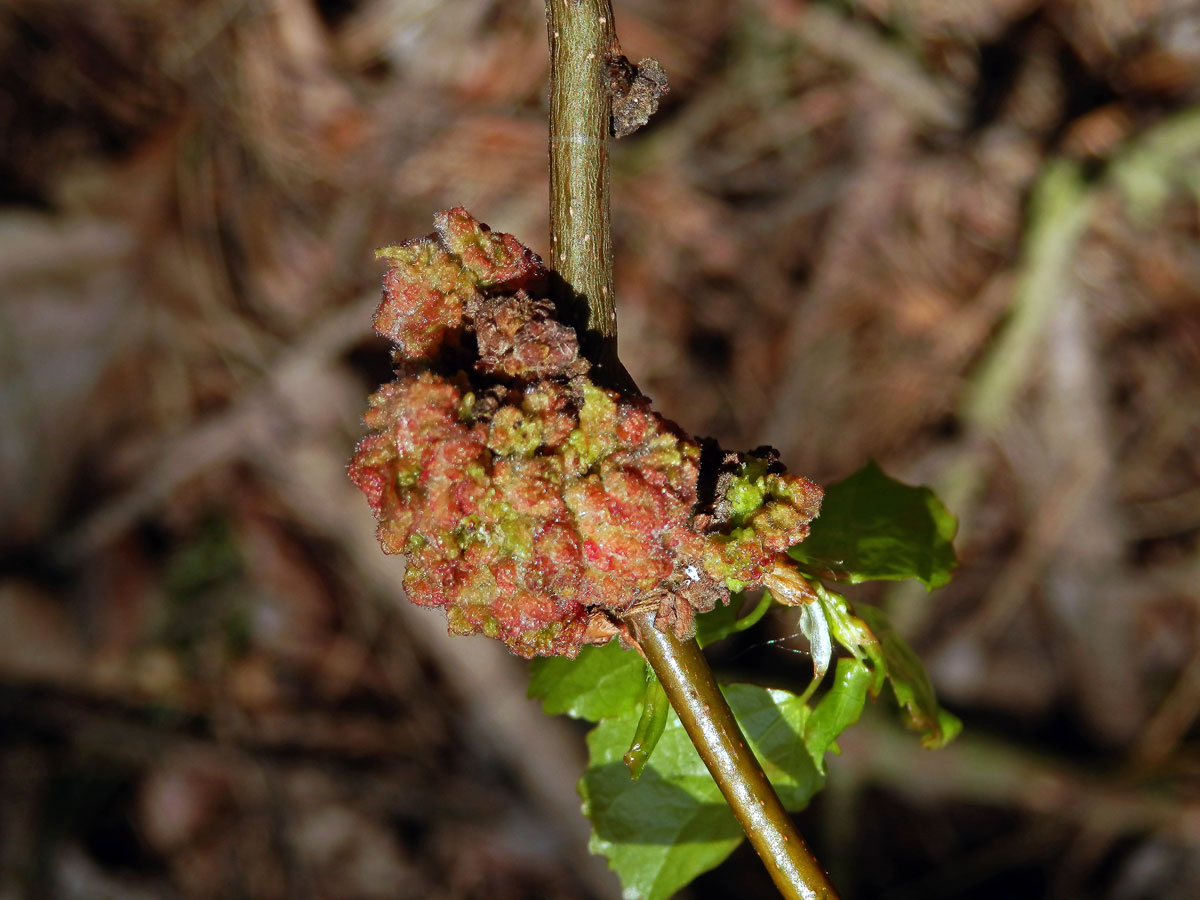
[[810, 580, 887, 694], [788, 460, 958, 589], [803, 658, 871, 773], [624, 669, 670, 778], [855, 604, 962, 748], [797, 599, 832, 681], [527, 639, 644, 722], [581, 684, 823, 900]]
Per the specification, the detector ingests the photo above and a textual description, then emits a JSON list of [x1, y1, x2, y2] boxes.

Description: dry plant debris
[[3, 0, 1200, 896]]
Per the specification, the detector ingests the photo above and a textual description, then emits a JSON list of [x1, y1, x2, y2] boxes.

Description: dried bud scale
[[608, 55, 669, 139], [350, 209, 822, 658]]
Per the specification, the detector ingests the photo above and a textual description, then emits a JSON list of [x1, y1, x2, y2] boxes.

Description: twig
[[545, 0, 636, 391], [545, 0, 617, 354], [56, 291, 381, 562], [789, 5, 963, 131], [632, 613, 838, 900], [1132, 645, 1200, 769], [545, 2, 838, 897]]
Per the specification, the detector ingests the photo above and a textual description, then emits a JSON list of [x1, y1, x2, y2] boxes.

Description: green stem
[[545, 0, 634, 389], [545, 5, 839, 897], [631, 613, 839, 900]]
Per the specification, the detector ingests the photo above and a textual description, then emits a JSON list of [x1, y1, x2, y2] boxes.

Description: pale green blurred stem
[[545, 2, 839, 897], [887, 160, 1092, 635], [890, 109, 1200, 636]]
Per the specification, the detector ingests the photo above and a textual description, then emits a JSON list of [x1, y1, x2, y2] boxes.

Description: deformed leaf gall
[[350, 209, 822, 658]]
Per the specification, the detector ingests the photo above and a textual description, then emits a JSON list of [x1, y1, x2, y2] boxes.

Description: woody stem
[[544, 2, 839, 898]]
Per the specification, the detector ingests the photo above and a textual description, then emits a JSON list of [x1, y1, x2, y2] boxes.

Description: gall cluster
[[350, 209, 821, 658]]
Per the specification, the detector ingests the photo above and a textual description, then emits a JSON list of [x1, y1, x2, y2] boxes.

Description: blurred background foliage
[[2, 0, 1200, 897]]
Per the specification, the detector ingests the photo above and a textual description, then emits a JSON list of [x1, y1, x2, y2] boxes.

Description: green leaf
[[804, 658, 871, 773], [788, 460, 958, 589], [855, 605, 962, 749], [694, 591, 771, 647], [581, 684, 823, 900], [527, 639, 645, 722]]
